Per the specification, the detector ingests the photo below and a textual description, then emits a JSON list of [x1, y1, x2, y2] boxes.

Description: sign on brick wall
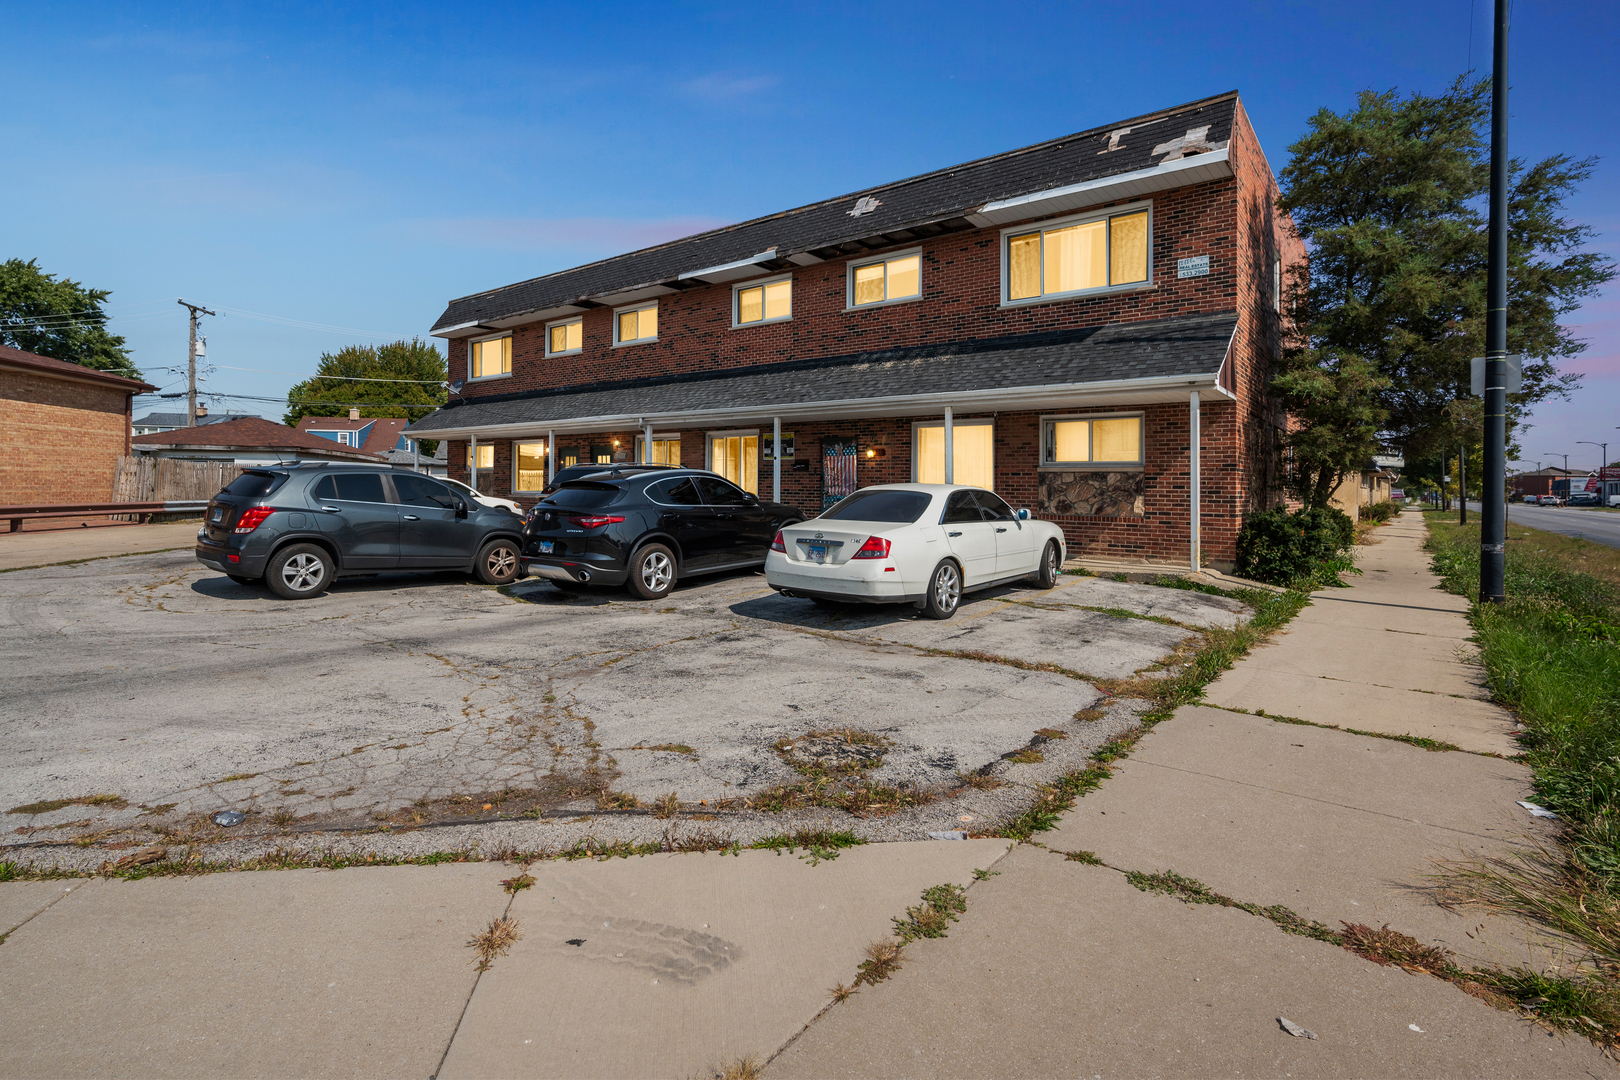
[[1177, 255, 1210, 278]]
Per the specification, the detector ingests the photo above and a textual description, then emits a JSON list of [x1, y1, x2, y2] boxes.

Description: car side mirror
[[455, 498, 470, 518], [1017, 508, 1031, 521]]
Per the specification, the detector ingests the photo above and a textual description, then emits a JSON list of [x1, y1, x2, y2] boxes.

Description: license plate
[[806, 544, 827, 562], [210, 508, 223, 522], [539, 541, 554, 554]]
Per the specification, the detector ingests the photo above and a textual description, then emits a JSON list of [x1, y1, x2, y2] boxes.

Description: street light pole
[[1479, 0, 1510, 603], [1577, 442, 1608, 499]]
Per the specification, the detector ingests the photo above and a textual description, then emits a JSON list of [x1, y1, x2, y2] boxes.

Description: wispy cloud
[[407, 216, 733, 253], [677, 72, 779, 104]]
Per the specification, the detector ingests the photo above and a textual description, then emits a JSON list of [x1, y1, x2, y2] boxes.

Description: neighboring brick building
[[408, 90, 1304, 570], [0, 344, 156, 504]]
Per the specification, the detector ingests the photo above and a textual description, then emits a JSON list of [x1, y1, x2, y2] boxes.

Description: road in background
[[1463, 500, 1620, 550]]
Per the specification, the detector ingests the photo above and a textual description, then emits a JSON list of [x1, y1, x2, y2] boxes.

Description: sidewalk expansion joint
[[1207, 703, 1512, 758]]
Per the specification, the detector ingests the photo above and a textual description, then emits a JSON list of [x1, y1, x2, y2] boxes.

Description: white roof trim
[[678, 250, 780, 284], [966, 149, 1232, 227]]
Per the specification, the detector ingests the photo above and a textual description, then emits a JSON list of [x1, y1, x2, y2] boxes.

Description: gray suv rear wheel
[[267, 543, 333, 600]]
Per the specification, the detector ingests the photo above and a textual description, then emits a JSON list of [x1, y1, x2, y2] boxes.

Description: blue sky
[[5, 1, 1616, 469]]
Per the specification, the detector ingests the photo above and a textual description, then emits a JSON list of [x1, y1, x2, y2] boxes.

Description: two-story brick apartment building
[[408, 91, 1302, 570]]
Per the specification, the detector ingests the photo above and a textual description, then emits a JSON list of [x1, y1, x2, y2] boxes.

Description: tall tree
[[283, 339, 447, 448], [1274, 78, 1613, 506], [0, 258, 142, 379]]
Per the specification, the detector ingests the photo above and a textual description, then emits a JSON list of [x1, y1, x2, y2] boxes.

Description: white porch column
[[772, 416, 782, 503], [547, 429, 555, 482], [644, 420, 653, 464], [943, 407, 954, 485], [1189, 391, 1201, 571], [469, 433, 479, 492]]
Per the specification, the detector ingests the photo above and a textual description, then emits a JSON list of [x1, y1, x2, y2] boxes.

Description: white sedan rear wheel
[[922, 560, 961, 620]]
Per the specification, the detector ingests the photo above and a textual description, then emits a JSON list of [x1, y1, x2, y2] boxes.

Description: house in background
[[131, 416, 385, 464], [296, 410, 429, 457], [381, 440, 448, 477], [1511, 466, 1578, 500], [408, 90, 1301, 570], [2, 343, 156, 504], [1330, 452, 1403, 517], [130, 407, 259, 436]]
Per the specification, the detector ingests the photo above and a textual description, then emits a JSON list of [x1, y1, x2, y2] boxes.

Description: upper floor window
[[615, 302, 658, 346], [849, 251, 921, 308], [1042, 414, 1143, 468], [547, 318, 583, 356], [469, 335, 512, 379], [1004, 205, 1150, 305], [734, 277, 792, 327]]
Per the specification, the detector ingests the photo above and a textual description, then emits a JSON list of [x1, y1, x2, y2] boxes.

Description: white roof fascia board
[[430, 320, 487, 339], [677, 250, 780, 284], [590, 284, 680, 307], [405, 371, 1228, 440], [784, 252, 826, 266], [965, 149, 1233, 228]]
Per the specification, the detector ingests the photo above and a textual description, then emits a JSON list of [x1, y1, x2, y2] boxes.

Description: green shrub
[[1234, 506, 1355, 585], [1360, 500, 1401, 523]]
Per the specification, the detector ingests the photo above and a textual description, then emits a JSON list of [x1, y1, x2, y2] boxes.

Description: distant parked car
[[521, 469, 802, 599], [766, 484, 1067, 620], [1538, 494, 1564, 506], [438, 476, 522, 515], [1567, 492, 1601, 507], [195, 464, 528, 599]]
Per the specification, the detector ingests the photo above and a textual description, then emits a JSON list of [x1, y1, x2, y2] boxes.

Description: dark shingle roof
[[130, 417, 385, 458], [433, 92, 1239, 333], [133, 412, 259, 427], [407, 311, 1236, 433]]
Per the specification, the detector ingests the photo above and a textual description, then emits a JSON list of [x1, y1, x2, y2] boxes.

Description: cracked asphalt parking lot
[[1, 550, 1250, 866]]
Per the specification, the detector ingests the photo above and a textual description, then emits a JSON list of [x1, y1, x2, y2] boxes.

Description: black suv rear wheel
[[627, 543, 676, 600], [267, 544, 333, 600]]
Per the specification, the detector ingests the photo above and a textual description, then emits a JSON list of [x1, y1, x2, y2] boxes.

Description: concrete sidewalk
[[0, 520, 200, 571], [773, 513, 1612, 1078]]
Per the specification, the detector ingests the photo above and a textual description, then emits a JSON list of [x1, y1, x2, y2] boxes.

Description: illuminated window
[[469, 335, 512, 379], [468, 443, 494, 469], [912, 421, 995, 490], [514, 441, 547, 492], [1042, 415, 1143, 467], [708, 432, 758, 494], [734, 277, 792, 326], [547, 318, 582, 356], [635, 436, 681, 465], [1005, 207, 1150, 303], [614, 303, 658, 345], [850, 251, 921, 308]]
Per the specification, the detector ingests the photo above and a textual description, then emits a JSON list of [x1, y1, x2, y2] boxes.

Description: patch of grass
[[1073, 707, 1106, 723], [468, 915, 522, 971], [7, 794, 127, 816], [893, 883, 967, 942], [1126, 869, 1341, 944], [716, 1057, 761, 1080], [1339, 921, 1454, 974], [501, 873, 535, 893], [802, 727, 889, 747], [749, 829, 866, 865], [138, 803, 178, 816], [652, 791, 681, 819], [972, 867, 1000, 880], [270, 810, 297, 827], [0, 860, 18, 882], [1064, 850, 1103, 864], [1148, 574, 1235, 598], [854, 938, 905, 986], [828, 981, 857, 1003], [1034, 728, 1069, 740], [595, 790, 641, 810], [1003, 748, 1044, 764], [954, 770, 1004, 790], [632, 743, 696, 755]]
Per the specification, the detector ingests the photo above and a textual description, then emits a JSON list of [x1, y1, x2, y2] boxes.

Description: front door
[[975, 490, 1040, 576], [310, 472, 399, 569], [821, 437, 858, 511], [939, 490, 996, 585], [391, 473, 481, 568]]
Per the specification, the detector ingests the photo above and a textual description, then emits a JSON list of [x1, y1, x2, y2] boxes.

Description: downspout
[[547, 429, 555, 483], [1189, 391, 1201, 571]]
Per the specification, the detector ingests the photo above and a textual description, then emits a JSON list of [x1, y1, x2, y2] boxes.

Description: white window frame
[[612, 301, 659, 347], [705, 428, 760, 493], [512, 439, 549, 493], [911, 418, 995, 487], [846, 247, 923, 311], [467, 332, 514, 381], [545, 316, 583, 357], [731, 274, 794, 329], [1038, 411, 1145, 470], [999, 200, 1154, 309]]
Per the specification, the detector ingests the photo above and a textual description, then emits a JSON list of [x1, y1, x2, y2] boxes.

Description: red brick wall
[[1, 370, 131, 504], [448, 398, 1240, 567], [448, 177, 1241, 395]]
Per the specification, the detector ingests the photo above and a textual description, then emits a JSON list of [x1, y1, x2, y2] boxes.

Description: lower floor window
[[468, 444, 494, 470], [709, 432, 758, 494], [1043, 415, 1143, 467], [636, 436, 681, 465], [557, 446, 580, 468], [913, 421, 994, 489], [514, 441, 547, 491]]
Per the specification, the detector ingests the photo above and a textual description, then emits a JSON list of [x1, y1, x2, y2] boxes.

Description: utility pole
[[1479, 0, 1510, 602], [177, 299, 217, 427]]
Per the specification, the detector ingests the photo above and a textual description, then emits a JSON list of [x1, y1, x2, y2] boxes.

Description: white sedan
[[440, 476, 522, 515], [765, 484, 1067, 619]]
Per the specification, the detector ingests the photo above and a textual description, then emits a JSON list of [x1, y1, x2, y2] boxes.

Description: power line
[[162, 390, 445, 409], [211, 305, 414, 339], [211, 364, 444, 384]]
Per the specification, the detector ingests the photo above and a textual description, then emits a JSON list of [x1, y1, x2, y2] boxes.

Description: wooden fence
[[113, 456, 241, 505]]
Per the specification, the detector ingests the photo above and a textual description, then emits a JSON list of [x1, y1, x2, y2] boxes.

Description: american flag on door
[[821, 437, 858, 510]]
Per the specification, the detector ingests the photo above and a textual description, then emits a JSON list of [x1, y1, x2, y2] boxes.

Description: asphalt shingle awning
[[406, 311, 1236, 437]]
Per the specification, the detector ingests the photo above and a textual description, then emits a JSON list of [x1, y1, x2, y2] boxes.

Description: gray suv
[[195, 463, 526, 599]]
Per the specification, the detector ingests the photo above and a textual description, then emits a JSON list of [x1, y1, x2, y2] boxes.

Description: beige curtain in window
[[710, 435, 758, 493], [915, 423, 994, 489]]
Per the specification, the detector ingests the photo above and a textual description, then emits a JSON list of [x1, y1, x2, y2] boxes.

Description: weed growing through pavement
[[501, 873, 535, 894], [750, 829, 865, 865], [972, 868, 1001, 880], [7, 794, 126, 816], [750, 729, 934, 816], [1064, 850, 1103, 864], [653, 791, 681, 819], [892, 884, 967, 941], [469, 915, 522, 971], [855, 939, 905, 987], [715, 1056, 761, 1080], [954, 770, 1004, 791], [1003, 748, 1044, 764], [828, 981, 857, 1003]]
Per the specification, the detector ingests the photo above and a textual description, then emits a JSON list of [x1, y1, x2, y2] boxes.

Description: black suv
[[539, 462, 677, 496], [195, 464, 527, 599], [523, 469, 802, 599]]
